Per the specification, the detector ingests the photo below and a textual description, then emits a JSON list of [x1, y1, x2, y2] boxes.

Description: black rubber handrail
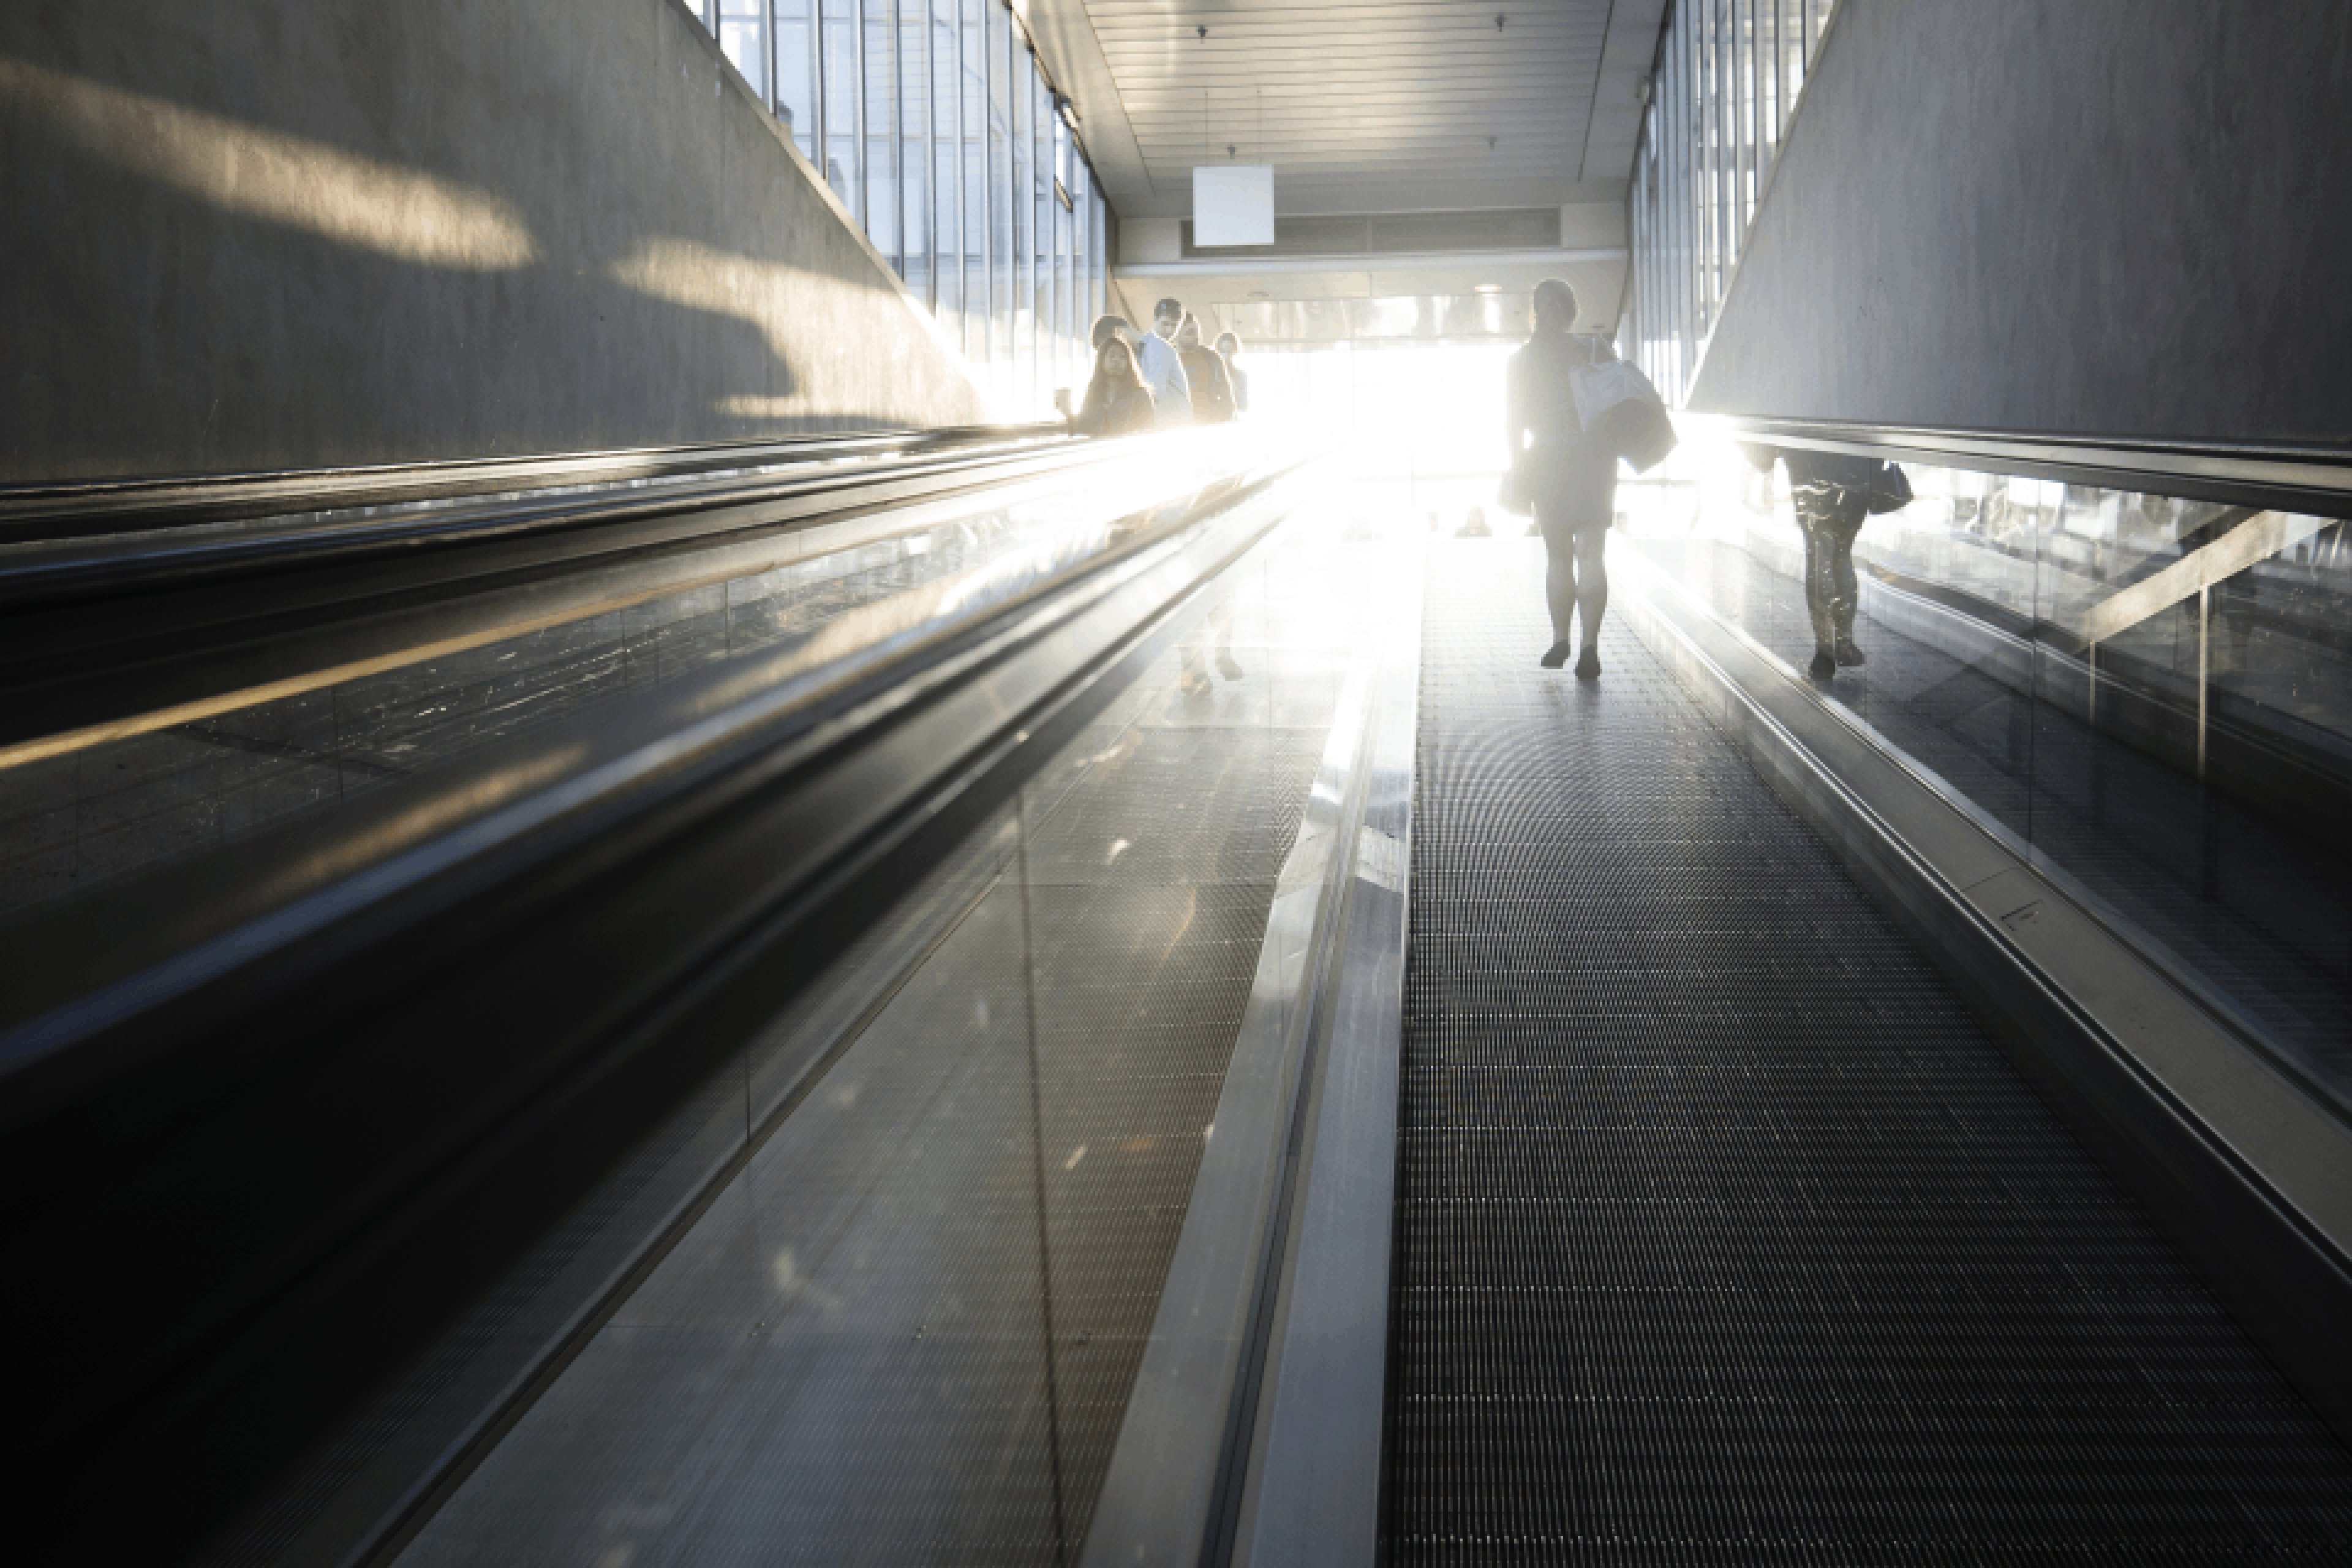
[[0, 443, 1308, 1567], [0, 422, 1069, 543], [0, 435, 1126, 759], [1726, 417, 2352, 516]]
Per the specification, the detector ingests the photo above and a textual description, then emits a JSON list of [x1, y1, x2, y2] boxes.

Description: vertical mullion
[[1700, 0, 1716, 329], [1685, 0, 1699, 342], [959, 0, 972, 355], [1717, 0, 1735, 297], [983, 0, 1001, 374], [1720, 0, 1734, 300], [888, 0, 902, 274], [760, 0, 774, 113], [925, 0, 940, 311], [1744, 0, 1759, 228], [812, 0, 828, 181]]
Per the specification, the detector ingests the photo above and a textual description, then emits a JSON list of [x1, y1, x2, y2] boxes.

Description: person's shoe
[[1540, 641, 1574, 669], [1216, 650, 1246, 680], [1178, 668, 1212, 698], [1834, 638, 1867, 667], [1808, 650, 1838, 680], [1574, 647, 1602, 680]]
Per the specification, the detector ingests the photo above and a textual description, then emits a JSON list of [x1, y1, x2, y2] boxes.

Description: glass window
[[1783, 0, 1807, 126], [897, 0, 930, 301], [1029, 67, 1052, 416], [928, 0, 960, 331], [821, 0, 862, 214], [1741, 0, 1759, 227], [986, 1, 1014, 398], [774, 0, 820, 159], [1057, 127, 1082, 404], [1007, 34, 1033, 412], [864, 0, 898, 269], [717, 0, 769, 102], [962, 0, 988, 364]]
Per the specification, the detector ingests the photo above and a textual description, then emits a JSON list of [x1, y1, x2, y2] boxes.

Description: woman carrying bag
[[1504, 279, 1624, 679]]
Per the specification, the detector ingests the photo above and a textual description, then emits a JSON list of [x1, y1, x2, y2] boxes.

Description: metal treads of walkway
[[1386, 543, 2352, 1562]]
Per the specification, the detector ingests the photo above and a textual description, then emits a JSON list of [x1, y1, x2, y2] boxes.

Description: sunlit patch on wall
[[0, 58, 539, 270]]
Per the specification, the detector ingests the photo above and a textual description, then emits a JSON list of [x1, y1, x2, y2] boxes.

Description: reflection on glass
[[390, 500, 1366, 1567], [0, 438, 1264, 919], [1627, 439, 2352, 1110]]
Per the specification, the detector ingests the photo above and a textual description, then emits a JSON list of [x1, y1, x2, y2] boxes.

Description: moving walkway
[[3, 424, 2350, 1566]]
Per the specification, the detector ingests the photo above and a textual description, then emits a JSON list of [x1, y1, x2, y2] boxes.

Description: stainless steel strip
[[1231, 544, 1423, 1568], [1078, 543, 1395, 1568]]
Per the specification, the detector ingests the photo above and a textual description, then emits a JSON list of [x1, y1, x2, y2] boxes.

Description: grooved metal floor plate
[[1387, 540, 2352, 1562]]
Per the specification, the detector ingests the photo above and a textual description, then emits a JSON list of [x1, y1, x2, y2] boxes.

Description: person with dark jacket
[[1215, 332, 1249, 414], [1505, 278, 1620, 677], [1175, 315, 1237, 424], [1072, 334, 1156, 437], [1746, 444, 1874, 677]]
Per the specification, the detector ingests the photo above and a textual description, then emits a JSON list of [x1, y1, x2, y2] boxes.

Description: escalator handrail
[[0, 422, 1070, 544], [0, 440, 1313, 1566], [0, 434, 1157, 763], [1726, 416, 2352, 514], [0, 435, 1089, 606]]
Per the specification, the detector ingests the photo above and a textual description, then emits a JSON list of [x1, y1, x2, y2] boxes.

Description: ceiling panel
[[1023, 0, 1659, 217]]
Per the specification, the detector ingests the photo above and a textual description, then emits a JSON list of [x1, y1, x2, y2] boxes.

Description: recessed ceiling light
[[1472, 284, 1502, 294]]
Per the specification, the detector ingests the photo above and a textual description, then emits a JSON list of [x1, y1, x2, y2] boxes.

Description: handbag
[[1498, 464, 1534, 517], [1569, 353, 1678, 473], [1861, 460, 1913, 515]]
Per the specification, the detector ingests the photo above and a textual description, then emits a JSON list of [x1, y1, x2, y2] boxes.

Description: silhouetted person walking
[[1506, 279, 1619, 678]]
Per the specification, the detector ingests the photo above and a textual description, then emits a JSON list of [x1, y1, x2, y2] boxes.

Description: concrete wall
[[1689, 1, 2352, 450], [0, 0, 991, 484]]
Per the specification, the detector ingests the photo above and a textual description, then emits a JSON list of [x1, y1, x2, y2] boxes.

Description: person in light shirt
[[1141, 297, 1194, 426]]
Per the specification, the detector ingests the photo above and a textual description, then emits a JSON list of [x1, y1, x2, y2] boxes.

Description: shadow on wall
[[0, 8, 983, 483]]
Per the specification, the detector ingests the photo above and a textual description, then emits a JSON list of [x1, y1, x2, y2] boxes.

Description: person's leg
[[1796, 501, 1839, 677], [1210, 600, 1244, 680], [1830, 509, 1866, 665], [1570, 524, 1608, 678], [1537, 503, 1578, 666]]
